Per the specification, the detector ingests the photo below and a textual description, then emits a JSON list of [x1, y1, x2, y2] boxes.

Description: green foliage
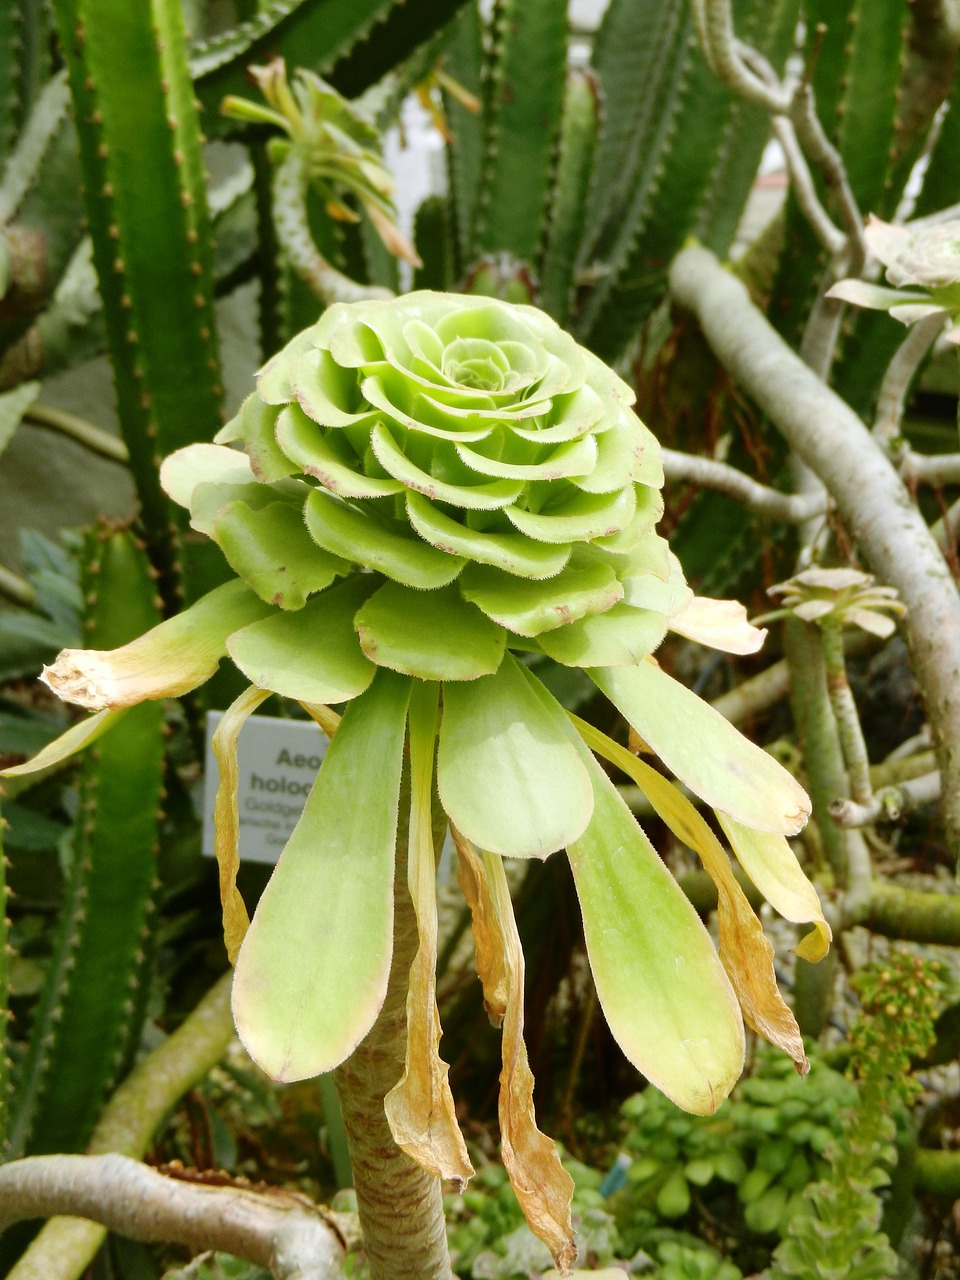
[[430, 0, 795, 363], [474, 0, 567, 264], [769, 951, 945, 1279], [162, 1258, 271, 1280], [616, 1045, 856, 1256], [50, 0, 222, 597], [0, 2, 959, 1276], [0, 533, 82, 686], [445, 1158, 625, 1277], [191, 0, 470, 120]]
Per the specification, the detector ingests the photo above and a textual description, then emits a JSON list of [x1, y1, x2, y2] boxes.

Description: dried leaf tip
[[41, 650, 115, 710]]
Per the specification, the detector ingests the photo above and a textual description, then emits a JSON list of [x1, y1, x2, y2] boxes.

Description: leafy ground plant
[[7, 290, 830, 1276]]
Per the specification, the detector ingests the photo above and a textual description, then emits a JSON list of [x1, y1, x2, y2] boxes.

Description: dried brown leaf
[[486, 852, 577, 1274], [453, 825, 507, 1027], [385, 689, 473, 1187]]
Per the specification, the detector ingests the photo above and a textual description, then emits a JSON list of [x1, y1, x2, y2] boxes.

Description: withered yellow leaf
[[717, 815, 832, 963], [454, 825, 507, 1027], [384, 682, 473, 1188], [212, 685, 271, 963]]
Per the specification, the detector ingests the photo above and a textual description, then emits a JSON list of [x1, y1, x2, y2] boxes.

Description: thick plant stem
[[784, 618, 850, 885], [819, 619, 873, 807], [333, 793, 453, 1280]]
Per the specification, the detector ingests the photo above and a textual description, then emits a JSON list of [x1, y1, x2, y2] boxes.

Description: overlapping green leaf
[[355, 582, 505, 679], [214, 500, 348, 609], [305, 489, 466, 589], [438, 653, 592, 857], [227, 578, 376, 703]]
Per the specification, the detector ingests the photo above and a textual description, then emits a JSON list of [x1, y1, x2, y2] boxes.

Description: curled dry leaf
[[483, 848, 577, 1274], [41, 580, 271, 711], [384, 684, 473, 1188], [454, 825, 507, 1027], [212, 686, 271, 962], [669, 595, 767, 654]]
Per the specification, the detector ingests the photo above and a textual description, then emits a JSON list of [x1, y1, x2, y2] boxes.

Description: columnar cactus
[[33, 291, 829, 1266]]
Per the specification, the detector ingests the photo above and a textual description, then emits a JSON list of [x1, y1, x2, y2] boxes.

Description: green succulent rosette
[[26, 293, 828, 1253], [199, 289, 684, 673]]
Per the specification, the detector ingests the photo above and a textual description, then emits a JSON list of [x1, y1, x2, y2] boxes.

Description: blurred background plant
[[2, 0, 960, 1276]]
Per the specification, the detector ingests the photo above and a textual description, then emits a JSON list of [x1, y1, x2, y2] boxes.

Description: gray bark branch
[[0, 1154, 346, 1280], [669, 245, 960, 857]]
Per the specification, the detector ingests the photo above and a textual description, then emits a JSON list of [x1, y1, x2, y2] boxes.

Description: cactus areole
[[33, 292, 829, 1268]]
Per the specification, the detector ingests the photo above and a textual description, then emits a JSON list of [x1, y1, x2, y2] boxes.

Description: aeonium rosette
[[827, 214, 960, 343], [6, 292, 829, 1269]]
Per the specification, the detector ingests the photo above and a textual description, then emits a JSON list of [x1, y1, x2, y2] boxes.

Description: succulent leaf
[[438, 653, 593, 858], [354, 581, 505, 679], [592, 662, 811, 835], [566, 739, 745, 1116], [227, 577, 378, 703], [232, 669, 411, 1082]]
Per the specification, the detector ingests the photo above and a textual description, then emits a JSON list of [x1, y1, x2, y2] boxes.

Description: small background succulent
[[828, 215, 960, 344]]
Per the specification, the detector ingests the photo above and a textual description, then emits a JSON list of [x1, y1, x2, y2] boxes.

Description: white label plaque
[[202, 711, 329, 865]]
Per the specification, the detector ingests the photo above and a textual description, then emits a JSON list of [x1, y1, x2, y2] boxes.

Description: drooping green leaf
[[592, 662, 810, 835], [574, 717, 808, 1073], [232, 669, 411, 1081], [0, 707, 128, 778], [566, 743, 744, 1116], [354, 581, 505, 680], [438, 653, 592, 857], [227, 578, 377, 703]]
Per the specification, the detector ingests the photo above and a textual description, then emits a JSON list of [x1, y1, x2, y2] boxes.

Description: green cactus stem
[[5, 526, 164, 1161], [51, 0, 224, 606]]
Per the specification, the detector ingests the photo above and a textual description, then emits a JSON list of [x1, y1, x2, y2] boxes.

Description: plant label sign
[[202, 711, 329, 864]]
